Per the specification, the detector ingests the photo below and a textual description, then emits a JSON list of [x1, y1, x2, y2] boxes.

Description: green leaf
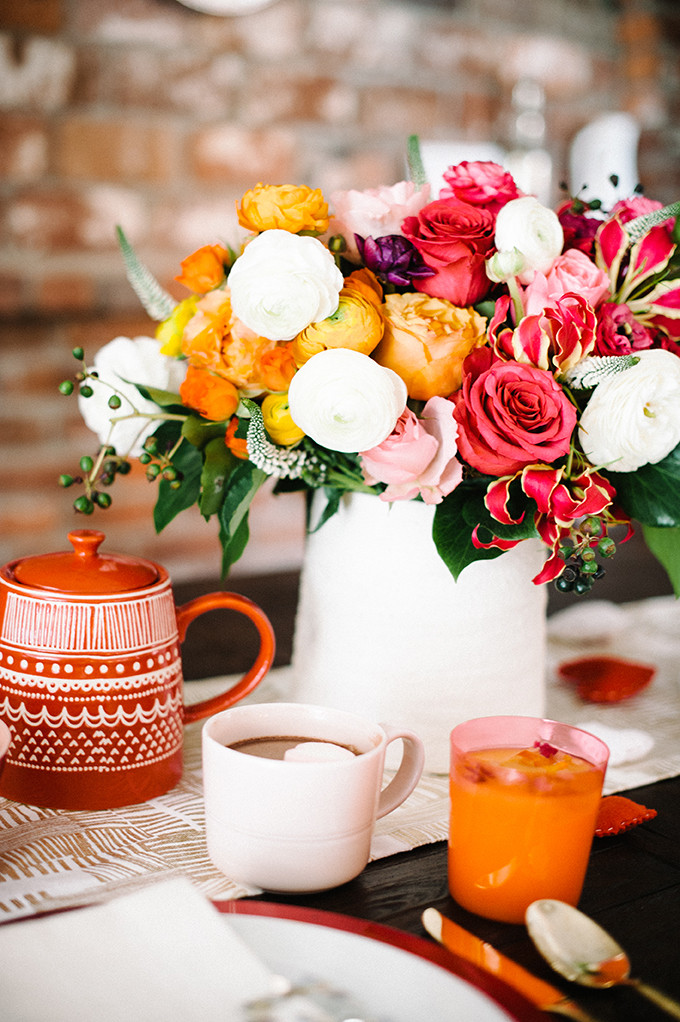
[[153, 440, 202, 533], [607, 443, 680, 527], [116, 225, 177, 321], [132, 383, 185, 409], [641, 524, 680, 597], [218, 461, 267, 575], [199, 437, 236, 519], [182, 415, 230, 449], [433, 479, 538, 579]]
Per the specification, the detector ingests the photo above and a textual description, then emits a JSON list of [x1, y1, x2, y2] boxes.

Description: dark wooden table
[[178, 570, 680, 1022]]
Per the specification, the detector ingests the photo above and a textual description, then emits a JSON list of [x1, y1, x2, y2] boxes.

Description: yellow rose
[[237, 183, 329, 235], [261, 393, 305, 446], [290, 285, 384, 365], [373, 293, 488, 400]]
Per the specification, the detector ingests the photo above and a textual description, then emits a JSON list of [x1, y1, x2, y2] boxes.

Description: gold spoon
[[525, 899, 680, 1020]]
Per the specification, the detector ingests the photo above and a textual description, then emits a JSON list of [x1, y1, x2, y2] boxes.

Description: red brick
[[359, 87, 439, 135], [0, 0, 64, 34], [189, 125, 297, 185], [5, 188, 93, 250], [0, 115, 49, 181], [54, 116, 177, 184], [0, 273, 27, 316], [37, 274, 98, 314]]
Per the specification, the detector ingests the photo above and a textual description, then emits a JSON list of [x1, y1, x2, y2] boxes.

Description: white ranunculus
[[287, 348, 408, 453], [78, 335, 187, 457], [227, 229, 344, 341], [494, 196, 564, 284], [579, 348, 680, 473]]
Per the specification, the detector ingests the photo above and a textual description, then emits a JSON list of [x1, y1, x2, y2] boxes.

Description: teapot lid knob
[[9, 530, 160, 593], [68, 530, 106, 559]]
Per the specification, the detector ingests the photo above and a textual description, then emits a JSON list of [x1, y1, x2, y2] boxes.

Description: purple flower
[[355, 234, 435, 288]]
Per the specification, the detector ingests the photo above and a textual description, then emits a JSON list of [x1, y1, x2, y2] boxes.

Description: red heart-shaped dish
[[557, 655, 656, 703]]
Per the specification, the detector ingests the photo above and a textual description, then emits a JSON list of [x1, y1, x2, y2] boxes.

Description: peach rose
[[180, 365, 239, 422], [175, 244, 231, 294], [237, 183, 329, 235], [181, 288, 281, 393], [373, 293, 488, 400]]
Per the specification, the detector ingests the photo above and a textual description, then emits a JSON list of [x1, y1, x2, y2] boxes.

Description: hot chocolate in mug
[[0, 530, 275, 810], [202, 701, 425, 892]]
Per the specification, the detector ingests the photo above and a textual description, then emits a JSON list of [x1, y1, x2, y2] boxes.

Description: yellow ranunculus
[[373, 293, 488, 400], [237, 183, 329, 235], [290, 286, 384, 365], [156, 296, 198, 357], [261, 393, 305, 446]]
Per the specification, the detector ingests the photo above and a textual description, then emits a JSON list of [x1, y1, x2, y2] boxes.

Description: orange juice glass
[[448, 716, 609, 924]]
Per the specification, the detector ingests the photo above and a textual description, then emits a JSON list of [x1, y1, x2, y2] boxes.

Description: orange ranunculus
[[290, 285, 384, 366], [181, 288, 280, 392], [180, 365, 239, 422], [237, 183, 329, 235], [373, 293, 488, 400], [343, 268, 383, 309], [175, 244, 231, 294], [225, 417, 249, 459], [261, 393, 305, 446], [256, 343, 297, 392]]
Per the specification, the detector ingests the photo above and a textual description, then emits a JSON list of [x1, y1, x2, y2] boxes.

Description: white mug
[[202, 702, 425, 892]]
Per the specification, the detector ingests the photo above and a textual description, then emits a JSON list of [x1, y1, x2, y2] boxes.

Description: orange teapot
[[0, 530, 275, 810]]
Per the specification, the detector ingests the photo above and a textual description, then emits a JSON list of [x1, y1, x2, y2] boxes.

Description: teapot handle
[[177, 593, 276, 724]]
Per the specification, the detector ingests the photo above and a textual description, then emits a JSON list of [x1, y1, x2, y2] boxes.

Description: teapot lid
[[11, 530, 160, 594]]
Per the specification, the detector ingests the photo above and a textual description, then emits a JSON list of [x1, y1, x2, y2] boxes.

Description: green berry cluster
[[554, 516, 617, 594], [57, 346, 133, 515], [138, 435, 183, 489], [59, 447, 132, 515]]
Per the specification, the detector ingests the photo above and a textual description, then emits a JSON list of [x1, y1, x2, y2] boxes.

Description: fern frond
[[406, 134, 428, 189], [116, 226, 177, 322], [564, 354, 639, 390], [625, 202, 680, 244]]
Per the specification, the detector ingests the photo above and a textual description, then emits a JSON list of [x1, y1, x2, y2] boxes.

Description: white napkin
[[0, 879, 276, 1022], [576, 720, 655, 766]]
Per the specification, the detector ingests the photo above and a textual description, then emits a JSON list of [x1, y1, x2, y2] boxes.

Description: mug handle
[[376, 725, 425, 818], [177, 593, 276, 724]]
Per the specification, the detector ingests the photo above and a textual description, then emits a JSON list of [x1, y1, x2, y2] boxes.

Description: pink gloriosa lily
[[489, 292, 596, 373], [474, 464, 625, 584]]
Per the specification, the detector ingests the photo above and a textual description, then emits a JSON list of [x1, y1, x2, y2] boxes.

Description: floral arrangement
[[60, 138, 680, 594]]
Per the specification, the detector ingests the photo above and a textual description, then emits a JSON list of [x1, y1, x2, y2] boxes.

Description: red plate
[[558, 655, 656, 702]]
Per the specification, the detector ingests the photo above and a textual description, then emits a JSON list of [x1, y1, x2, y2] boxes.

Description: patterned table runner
[[1, 596, 679, 924]]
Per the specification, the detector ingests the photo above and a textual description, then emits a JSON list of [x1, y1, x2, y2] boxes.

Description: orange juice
[[448, 743, 604, 923]]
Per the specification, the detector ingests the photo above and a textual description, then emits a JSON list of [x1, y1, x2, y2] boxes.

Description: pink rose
[[594, 301, 655, 355], [360, 396, 462, 504], [522, 249, 610, 316], [440, 161, 522, 213], [328, 180, 431, 262], [452, 348, 577, 476], [401, 198, 496, 305]]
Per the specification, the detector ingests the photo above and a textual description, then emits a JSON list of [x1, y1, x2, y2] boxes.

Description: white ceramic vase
[[290, 493, 548, 773]]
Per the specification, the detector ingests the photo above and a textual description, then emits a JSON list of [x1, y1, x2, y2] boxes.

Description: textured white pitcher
[[290, 493, 548, 773]]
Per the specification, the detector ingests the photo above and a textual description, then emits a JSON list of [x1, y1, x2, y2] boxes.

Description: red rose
[[401, 198, 495, 306], [453, 349, 577, 476]]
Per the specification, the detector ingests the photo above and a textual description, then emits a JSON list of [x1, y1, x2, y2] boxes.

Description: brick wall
[[1, 0, 679, 581]]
